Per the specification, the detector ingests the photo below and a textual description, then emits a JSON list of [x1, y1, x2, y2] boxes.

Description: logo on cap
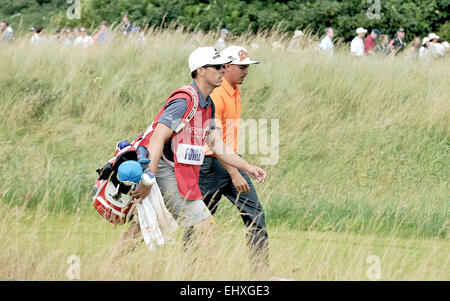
[[238, 50, 249, 61], [213, 49, 220, 59]]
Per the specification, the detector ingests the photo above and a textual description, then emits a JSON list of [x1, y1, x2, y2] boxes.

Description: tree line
[[1, 0, 448, 41]]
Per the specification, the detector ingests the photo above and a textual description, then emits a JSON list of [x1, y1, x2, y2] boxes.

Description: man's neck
[[194, 79, 214, 98], [223, 75, 237, 89]]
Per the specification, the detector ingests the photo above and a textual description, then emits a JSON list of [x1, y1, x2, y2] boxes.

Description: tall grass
[[0, 201, 448, 280], [0, 27, 448, 244]]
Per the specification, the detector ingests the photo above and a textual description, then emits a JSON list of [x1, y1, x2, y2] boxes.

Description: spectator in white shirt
[[287, 30, 304, 53], [1, 21, 14, 42], [350, 27, 367, 57], [74, 27, 94, 48], [318, 27, 334, 57], [62, 28, 75, 46], [434, 38, 446, 58], [286, 29, 304, 53], [30, 26, 46, 43], [215, 28, 229, 51], [427, 33, 439, 58], [418, 37, 430, 59], [443, 41, 450, 54]]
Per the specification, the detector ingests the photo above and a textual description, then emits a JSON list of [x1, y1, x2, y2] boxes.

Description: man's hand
[[131, 183, 152, 204], [206, 130, 267, 184], [244, 165, 267, 183], [230, 172, 250, 194]]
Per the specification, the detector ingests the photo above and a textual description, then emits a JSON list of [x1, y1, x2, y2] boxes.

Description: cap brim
[[233, 59, 260, 65], [212, 56, 232, 65]]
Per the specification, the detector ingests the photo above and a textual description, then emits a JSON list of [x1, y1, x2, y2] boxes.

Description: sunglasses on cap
[[203, 64, 225, 70]]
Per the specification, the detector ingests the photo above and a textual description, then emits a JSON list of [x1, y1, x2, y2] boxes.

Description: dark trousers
[[198, 156, 269, 268]]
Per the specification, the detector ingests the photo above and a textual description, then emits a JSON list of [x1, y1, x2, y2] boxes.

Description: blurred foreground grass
[[0, 202, 448, 280]]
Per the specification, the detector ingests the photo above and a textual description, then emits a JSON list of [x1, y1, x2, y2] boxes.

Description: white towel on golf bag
[[137, 183, 178, 251]]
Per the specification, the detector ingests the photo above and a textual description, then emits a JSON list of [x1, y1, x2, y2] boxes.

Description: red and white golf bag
[[92, 141, 148, 225]]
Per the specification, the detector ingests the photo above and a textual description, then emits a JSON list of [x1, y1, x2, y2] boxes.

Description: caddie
[[113, 47, 267, 254], [198, 45, 270, 270]]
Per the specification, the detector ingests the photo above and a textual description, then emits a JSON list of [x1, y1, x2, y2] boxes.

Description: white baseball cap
[[356, 27, 367, 34], [188, 47, 231, 72], [220, 45, 260, 65], [428, 33, 439, 40], [422, 37, 430, 45]]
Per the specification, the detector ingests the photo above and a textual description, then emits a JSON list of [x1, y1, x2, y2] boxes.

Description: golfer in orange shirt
[[198, 45, 269, 271]]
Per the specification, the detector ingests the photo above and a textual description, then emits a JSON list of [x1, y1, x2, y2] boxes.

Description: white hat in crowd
[[293, 30, 304, 38], [188, 47, 231, 72], [220, 45, 260, 65], [422, 37, 430, 45], [428, 33, 439, 40], [356, 27, 367, 34]]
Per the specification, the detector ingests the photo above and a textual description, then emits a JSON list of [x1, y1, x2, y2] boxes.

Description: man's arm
[[217, 157, 250, 193], [212, 126, 250, 193], [131, 122, 174, 200], [143, 97, 188, 176], [147, 123, 174, 177], [209, 94, 250, 193]]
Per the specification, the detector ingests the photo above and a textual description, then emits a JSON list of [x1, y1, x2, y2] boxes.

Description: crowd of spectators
[[344, 26, 447, 59], [0, 13, 146, 47], [1, 14, 448, 61], [283, 26, 449, 60]]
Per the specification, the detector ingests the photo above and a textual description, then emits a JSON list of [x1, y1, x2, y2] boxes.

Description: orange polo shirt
[[206, 78, 241, 156]]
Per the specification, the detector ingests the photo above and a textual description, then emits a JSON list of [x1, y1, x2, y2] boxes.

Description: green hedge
[[1, 0, 449, 41]]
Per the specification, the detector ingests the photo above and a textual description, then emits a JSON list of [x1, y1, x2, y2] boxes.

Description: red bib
[[133, 85, 212, 200]]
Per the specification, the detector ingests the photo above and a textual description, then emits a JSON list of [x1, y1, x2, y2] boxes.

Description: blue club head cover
[[136, 146, 151, 169], [116, 140, 131, 152], [138, 158, 151, 169], [117, 160, 143, 185]]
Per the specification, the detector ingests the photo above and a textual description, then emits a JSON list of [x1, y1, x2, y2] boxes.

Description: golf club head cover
[[141, 168, 156, 186], [117, 160, 143, 186], [136, 145, 151, 169]]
